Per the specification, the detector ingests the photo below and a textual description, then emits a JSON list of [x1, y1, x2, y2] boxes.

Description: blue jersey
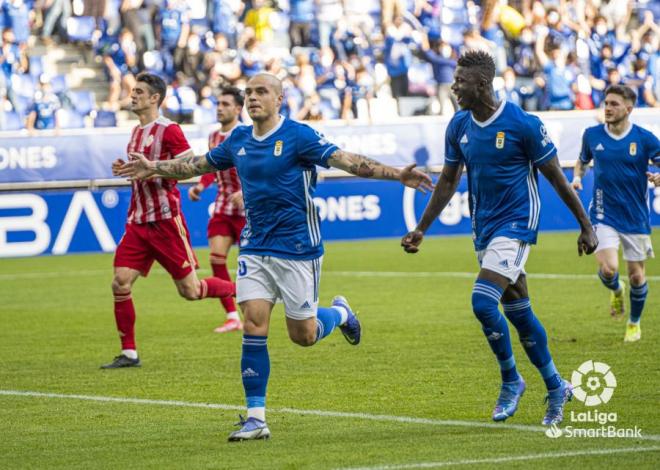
[[579, 123, 660, 234], [445, 101, 557, 251], [206, 117, 338, 260]]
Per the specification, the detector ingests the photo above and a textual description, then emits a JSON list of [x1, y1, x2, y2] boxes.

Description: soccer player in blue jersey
[[117, 73, 433, 441], [572, 85, 660, 342], [401, 51, 598, 426]]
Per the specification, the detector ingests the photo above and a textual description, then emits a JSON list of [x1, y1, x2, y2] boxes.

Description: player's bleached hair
[[136, 72, 167, 106], [605, 84, 637, 104], [457, 50, 496, 83]]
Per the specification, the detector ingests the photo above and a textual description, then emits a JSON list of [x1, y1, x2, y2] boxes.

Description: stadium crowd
[[0, 0, 659, 130]]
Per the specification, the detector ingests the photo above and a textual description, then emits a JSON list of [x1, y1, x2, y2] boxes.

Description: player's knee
[[471, 292, 500, 325], [178, 283, 200, 301], [629, 272, 645, 287], [289, 331, 316, 347], [599, 264, 617, 279], [111, 277, 131, 295]]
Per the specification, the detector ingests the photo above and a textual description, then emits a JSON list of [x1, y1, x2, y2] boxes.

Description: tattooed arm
[[114, 151, 216, 180], [327, 149, 433, 192]]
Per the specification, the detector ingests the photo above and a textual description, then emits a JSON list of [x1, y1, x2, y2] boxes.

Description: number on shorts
[[237, 260, 247, 276]]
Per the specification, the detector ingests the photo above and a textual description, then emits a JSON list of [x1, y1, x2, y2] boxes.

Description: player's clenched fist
[[188, 184, 204, 201], [401, 230, 424, 254]]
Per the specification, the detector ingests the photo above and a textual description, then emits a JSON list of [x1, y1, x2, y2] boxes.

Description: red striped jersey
[[201, 124, 245, 217], [126, 116, 192, 224]]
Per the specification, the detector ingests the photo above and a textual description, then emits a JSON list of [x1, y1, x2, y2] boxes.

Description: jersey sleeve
[[643, 129, 660, 166], [163, 124, 192, 159], [579, 129, 593, 164], [199, 172, 217, 188], [443, 116, 463, 166], [523, 115, 557, 166], [206, 134, 234, 170], [296, 123, 338, 168]]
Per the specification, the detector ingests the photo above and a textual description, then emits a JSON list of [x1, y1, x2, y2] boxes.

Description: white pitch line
[[1, 269, 659, 282], [336, 446, 660, 470], [1, 390, 660, 443]]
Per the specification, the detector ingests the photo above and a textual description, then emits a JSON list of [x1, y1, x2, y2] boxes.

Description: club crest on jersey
[[629, 142, 637, 156], [495, 132, 505, 149], [274, 140, 283, 156], [145, 134, 154, 147]]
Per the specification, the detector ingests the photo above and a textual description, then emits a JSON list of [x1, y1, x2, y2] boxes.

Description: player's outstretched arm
[[538, 156, 598, 256], [115, 151, 215, 180], [327, 149, 433, 193], [401, 163, 463, 254], [571, 159, 588, 191]]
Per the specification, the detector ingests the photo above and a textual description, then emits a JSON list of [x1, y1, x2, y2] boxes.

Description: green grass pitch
[[1, 232, 658, 469]]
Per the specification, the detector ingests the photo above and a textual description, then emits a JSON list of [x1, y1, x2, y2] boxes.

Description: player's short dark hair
[[136, 72, 167, 106], [605, 84, 637, 104], [220, 86, 245, 107], [457, 50, 496, 83]]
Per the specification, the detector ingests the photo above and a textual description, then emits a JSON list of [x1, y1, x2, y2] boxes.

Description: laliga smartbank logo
[[545, 360, 642, 439]]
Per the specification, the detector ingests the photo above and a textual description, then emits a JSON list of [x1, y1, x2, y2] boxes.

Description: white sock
[[247, 407, 266, 422], [122, 349, 138, 359], [628, 319, 640, 326], [226, 311, 240, 321], [333, 306, 349, 325]]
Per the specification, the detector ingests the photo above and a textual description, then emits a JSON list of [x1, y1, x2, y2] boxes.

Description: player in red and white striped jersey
[[188, 87, 246, 333], [104, 73, 235, 369]]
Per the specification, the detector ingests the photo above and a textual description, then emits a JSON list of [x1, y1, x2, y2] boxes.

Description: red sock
[[199, 277, 235, 299], [210, 253, 237, 313], [113, 292, 136, 350]]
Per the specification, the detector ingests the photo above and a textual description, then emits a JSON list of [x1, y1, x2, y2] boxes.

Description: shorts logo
[[274, 140, 283, 156], [499, 259, 509, 268], [495, 132, 505, 149], [629, 142, 637, 156], [181, 260, 190, 268], [300, 300, 311, 309]]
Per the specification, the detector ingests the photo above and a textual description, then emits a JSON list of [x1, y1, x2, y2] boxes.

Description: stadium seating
[[70, 91, 95, 116], [93, 110, 118, 127], [58, 109, 86, 129], [0, 110, 23, 131], [66, 16, 96, 43]]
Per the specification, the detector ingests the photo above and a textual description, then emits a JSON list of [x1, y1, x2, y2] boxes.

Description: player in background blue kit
[[402, 51, 598, 426], [572, 85, 660, 342], [117, 73, 433, 441]]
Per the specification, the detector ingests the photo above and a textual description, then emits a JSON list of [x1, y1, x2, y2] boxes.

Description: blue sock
[[315, 307, 343, 342], [502, 298, 561, 391], [472, 280, 519, 383], [241, 335, 269, 418], [629, 282, 648, 324], [598, 270, 621, 292]]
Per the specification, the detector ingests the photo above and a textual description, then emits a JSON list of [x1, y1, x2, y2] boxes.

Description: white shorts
[[476, 237, 531, 284], [594, 224, 654, 262], [235, 255, 322, 320]]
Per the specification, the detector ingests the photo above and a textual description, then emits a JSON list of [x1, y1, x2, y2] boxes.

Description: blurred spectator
[[208, 0, 243, 47], [156, 0, 190, 71], [120, 0, 145, 54], [289, 0, 314, 48], [316, 0, 343, 48], [535, 29, 574, 110], [629, 58, 659, 107], [297, 92, 323, 120], [240, 35, 265, 78], [384, 16, 414, 103], [496, 67, 522, 107], [103, 28, 138, 109], [27, 79, 59, 132], [419, 32, 456, 116], [83, 0, 107, 32], [41, 0, 71, 44], [244, 0, 275, 44], [3, 0, 30, 45], [511, 26, 537, 78]]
